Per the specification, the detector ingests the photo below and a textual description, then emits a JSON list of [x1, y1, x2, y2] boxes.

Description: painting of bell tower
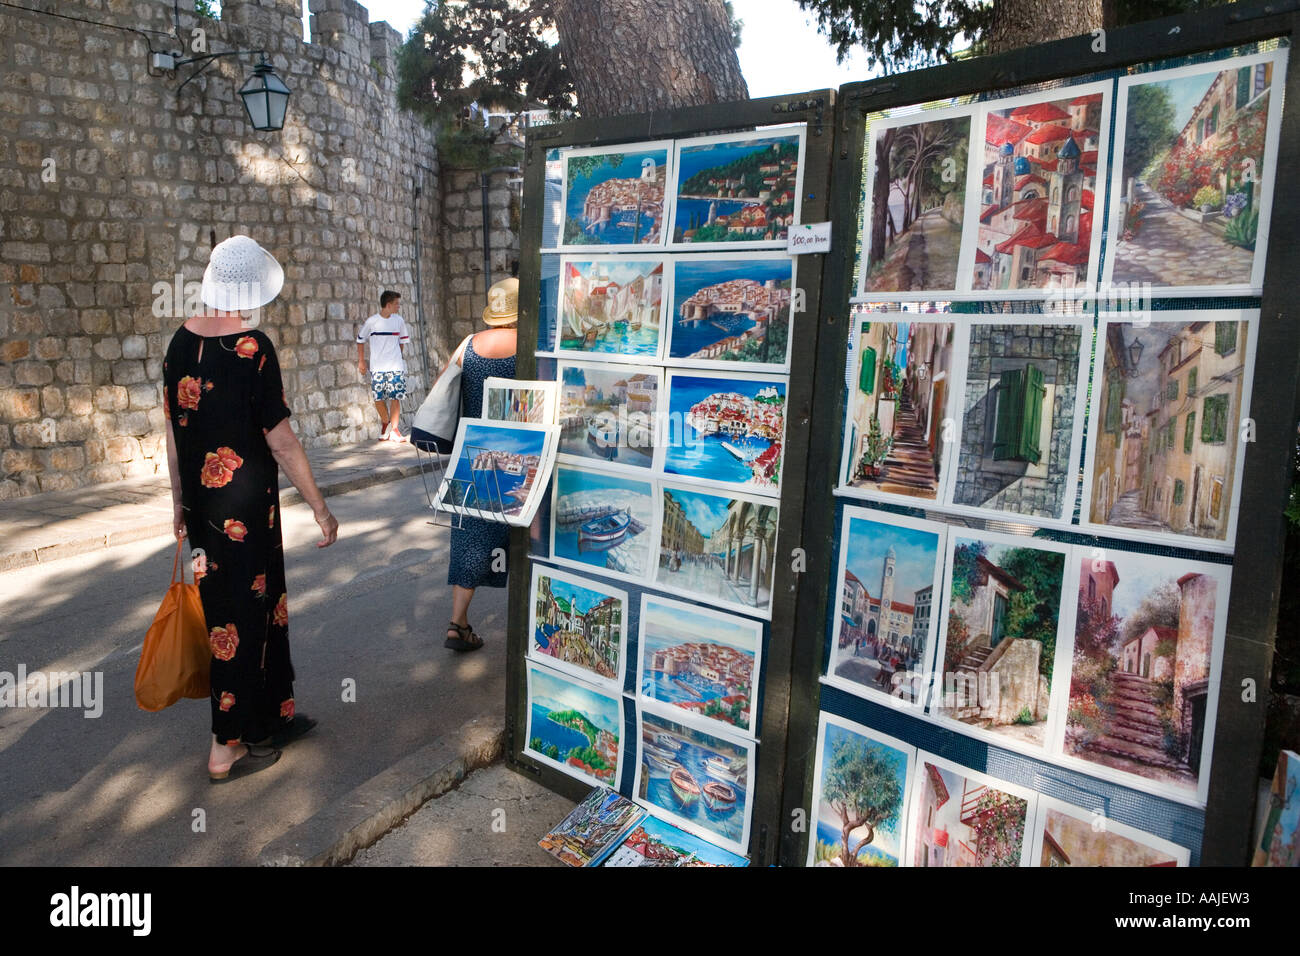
[[1047, 136, 1083, 244]]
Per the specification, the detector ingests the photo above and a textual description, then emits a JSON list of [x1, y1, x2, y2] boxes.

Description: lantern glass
[[239, 62, 291, 131]]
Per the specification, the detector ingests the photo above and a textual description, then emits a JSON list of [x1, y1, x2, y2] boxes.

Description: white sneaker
[[379, 423, 390, 442], [386, 430, 407, 443]]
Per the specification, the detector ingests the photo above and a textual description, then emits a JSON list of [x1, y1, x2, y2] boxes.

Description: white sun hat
[[200, 235, 285, 311]]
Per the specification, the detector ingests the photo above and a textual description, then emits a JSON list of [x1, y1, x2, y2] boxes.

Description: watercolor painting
[[669, 129, 804, 247], [638, 594, 762, 738], [482, 377, 556, 425], [840, 318, 956, 504], [433, 418, 558, 527], [538, 786, 645, 867], [666, 253, 795, 371], [1034, 797, 1188, 866], [529, 564, 626, 687], [561, 142, 671, 248], [656, 483, 778, 617], [551, 466, 655, 579], [1253, 749, 1300, 867], [557, 257, 666, 362], [604, 814, 749, 867], [557, 361, 660, 469], [807, 714, 913, 867], [908, 755, 1033, 867], [662, 371, 786, 494], [525, 662, 623, 790]]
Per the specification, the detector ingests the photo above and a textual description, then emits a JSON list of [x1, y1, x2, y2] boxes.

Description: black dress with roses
[[163, 327, 296, 745]]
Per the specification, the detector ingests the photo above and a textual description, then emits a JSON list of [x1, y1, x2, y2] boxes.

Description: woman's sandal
[[445, 620, 484, 652], [209, 744, 281, 784]]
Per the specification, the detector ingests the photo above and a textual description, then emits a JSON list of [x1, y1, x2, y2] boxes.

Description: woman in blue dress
[[444, 278, 518, 651]]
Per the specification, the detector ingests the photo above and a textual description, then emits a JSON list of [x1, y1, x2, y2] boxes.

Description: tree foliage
[[1000, 546, 1065, 681], [822, 731, 902, 866], [1120, 579, 1181, 647], [1123, 83, 1177, 179]]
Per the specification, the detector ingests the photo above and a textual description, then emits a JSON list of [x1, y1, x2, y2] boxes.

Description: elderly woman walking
[[164, 235, 338, 782]]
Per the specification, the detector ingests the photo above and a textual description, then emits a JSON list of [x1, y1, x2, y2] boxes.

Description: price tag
[[787, 221, 831, 254]]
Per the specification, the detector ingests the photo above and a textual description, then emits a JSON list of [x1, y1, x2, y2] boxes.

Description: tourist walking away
[[163, 235, 339, 783], [357, 290, 411, 442], [444, 277, 519, 652]]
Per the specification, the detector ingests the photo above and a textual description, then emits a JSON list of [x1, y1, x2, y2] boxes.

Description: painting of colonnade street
[[840, 317, 956, 504], [1083, 315, 1253, 549], [561, 142, 671, 248], [1067, 552, 1227, 800], [908, 755, 1033, 867], [1104, 51, 1285, 293]]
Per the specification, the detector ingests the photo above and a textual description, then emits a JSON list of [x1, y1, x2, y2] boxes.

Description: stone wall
[[0, 0, 464, 498]]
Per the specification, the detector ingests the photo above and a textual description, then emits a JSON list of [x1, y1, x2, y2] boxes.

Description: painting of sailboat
[[557, 256, 667, 363]]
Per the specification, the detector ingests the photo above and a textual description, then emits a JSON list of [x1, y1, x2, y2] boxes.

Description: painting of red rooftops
[[966, 83, 1110, 296]]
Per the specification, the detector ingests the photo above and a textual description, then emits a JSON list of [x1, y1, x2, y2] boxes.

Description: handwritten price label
[[787, 222, 831, 254]]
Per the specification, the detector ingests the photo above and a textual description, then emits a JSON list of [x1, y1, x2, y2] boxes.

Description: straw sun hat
[[482, 276, 519, 327], [201, 235, 285, 312]]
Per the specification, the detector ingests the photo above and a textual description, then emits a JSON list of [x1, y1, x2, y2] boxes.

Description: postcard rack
[[413, 441, 512, 529]]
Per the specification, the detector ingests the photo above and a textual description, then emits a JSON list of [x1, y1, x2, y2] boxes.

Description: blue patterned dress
[[447, 336, 516, 589]]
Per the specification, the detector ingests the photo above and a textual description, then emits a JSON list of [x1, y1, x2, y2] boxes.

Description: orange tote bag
[[134, 540, 211, 711]]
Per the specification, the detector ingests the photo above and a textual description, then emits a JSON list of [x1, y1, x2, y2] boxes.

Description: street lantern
[[1127, 336, 1145, 374], [238, 58, 291, 132]]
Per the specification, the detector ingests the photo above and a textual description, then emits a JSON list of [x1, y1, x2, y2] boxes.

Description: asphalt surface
[[0, 473, 509, 866]]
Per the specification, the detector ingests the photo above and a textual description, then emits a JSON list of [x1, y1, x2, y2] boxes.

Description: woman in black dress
[[164, 236, 338, 782]]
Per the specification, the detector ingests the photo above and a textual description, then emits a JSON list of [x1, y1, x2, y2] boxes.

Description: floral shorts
[[370, 370, 406, 401]]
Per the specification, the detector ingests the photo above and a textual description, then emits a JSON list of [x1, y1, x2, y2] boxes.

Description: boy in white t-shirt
[[356, 291, 411, 442]]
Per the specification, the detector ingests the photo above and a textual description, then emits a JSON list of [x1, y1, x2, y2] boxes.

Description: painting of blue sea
[[667, 255, 795, 369], [662, 373, 786, 493], [525, 662, 623, 789], [552, 466, 655, 578], [557, 362, 658, 469], [604, 813, 749, 867], [562, 143, 670, 248], [437, 420, 553, 524]]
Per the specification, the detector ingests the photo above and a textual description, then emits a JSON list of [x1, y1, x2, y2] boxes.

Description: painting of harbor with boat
[[638, 594, 762, 737], [557, 257, 666, 362], [604, 814, 749, 867], [526, 662, 624, 790], [530, 564, 626, 687], [551, 466, 655, 579], [561, 142, 671, 249], [557, 362, 659, 470], [635, 702, 754, 854], [662, 371, 787, 494], [665, 254, 795, 371], [669, 128, 804, 248], [433, 419, 558, 527]]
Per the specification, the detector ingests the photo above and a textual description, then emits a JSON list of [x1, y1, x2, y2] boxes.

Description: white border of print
[[1051, 548, 1229, 808], [938, 317, 1091, 527], [554, 359, 663, 475], [821, 504, 948, 712], [524, 659, 625, 792], [527, 561, 629, 692], [481, 377, 558, 425], [554, 254, 669, 363], [666, 125, 808, 252], [854, 102, 983, 301], [957, 79, 1113, 300], [1028, 794, 1190, 867], [432, 418, 559, 528], [1077, 310, 1260, 555], [924, 528, 1075, 761], [555, 140, 674, 252], [652, 480, 779, 620], [905, 751, 1040, 868], [547, 465, 660, 590], [834, 314, 963, 510], [1101, 48, 1288, 298], [805, 712, 916, 867], [636, 592, 765, 740], [663, 250, 797, 374], [656, 368, 789, 499], [633, 698, 755, 857]]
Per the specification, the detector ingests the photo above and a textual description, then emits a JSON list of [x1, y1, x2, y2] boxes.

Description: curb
[[257, 715, 506, 867]]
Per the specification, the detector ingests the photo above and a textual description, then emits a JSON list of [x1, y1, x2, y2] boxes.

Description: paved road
[[0, 474, 509, 865], [1112, 182, 1254, 286]]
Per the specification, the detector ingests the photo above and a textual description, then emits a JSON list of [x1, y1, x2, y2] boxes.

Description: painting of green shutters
[[1105, 379, 1123, 433], [1187, 368, 1198, 394], [991, 593, 1008, 647], [1185, 411, 1196, 453], [1214, 322, 1237, 356], [992, 364, 1045, 463], [1202, 394, 1229, 444], [1173, 479, 1185, 506], [859, 345, 877, 394], [1237, 65, 1252, 108], [1166, 378, 1179, 401]]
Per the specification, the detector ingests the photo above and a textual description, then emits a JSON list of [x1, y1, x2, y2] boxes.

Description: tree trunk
[[984, 0, 1104, 55], [869, 131, 895, 265], [549, 0, 749, 118]]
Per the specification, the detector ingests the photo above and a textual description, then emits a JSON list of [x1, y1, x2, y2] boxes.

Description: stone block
[[56, 417, 93, 443], [105, 436, 138, 462], [13, 418, 56, 447], [14, 362, 53, 386], [34, 337, 63, 360], [43, 445, 85, 472], [1, 389, 40, 420], [94, 385, 129, 411], [2, 340, 30, 361], [93, 338, 123, 360], [111, 360, 146, 385], [128, 383, 159, 409], [40, 386, 63, 417]]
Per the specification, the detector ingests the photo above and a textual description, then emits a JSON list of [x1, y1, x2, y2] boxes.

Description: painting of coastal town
[[529, 564, 626, 688], [604, 813, 749, 867], [525, 662, 624, 790], [963, 82, 1110, 295], [637, 594, 762, 738], [1081, 313, 1255, 552], [557, 362, 660, 470], [929, 530, 1069, 755], [551, 466, 656, 580], [839, 317, 957, 505], [634, 701, 754, 855], [860, 104, 976, 296], [432, 419, 558, 527], [556, 257, 666, 363], [482, 377, 556, 425], [906, 754, 1035, 867], [538, 786, 645, 867], [807, 714, 913, 867], [655, 483, 778, 618], [665, 253, 796, 371], [668, 128, 805, 248], [1103, 50, 1286, 295], [1031, 797, 1189, 866], [1063, 551, 1227, 803], [560, 141, 671, 248], [1253, 749, 1300, 867], [947, 321, 1087, 523], [661, 371, 787, 494]]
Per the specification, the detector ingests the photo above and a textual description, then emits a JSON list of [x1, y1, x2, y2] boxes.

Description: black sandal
[[445, 621, 484, 652]]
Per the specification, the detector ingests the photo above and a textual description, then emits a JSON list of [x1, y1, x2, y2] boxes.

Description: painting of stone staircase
[[1083, 672, 1184, 771], [877, 398, 939, 496]]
